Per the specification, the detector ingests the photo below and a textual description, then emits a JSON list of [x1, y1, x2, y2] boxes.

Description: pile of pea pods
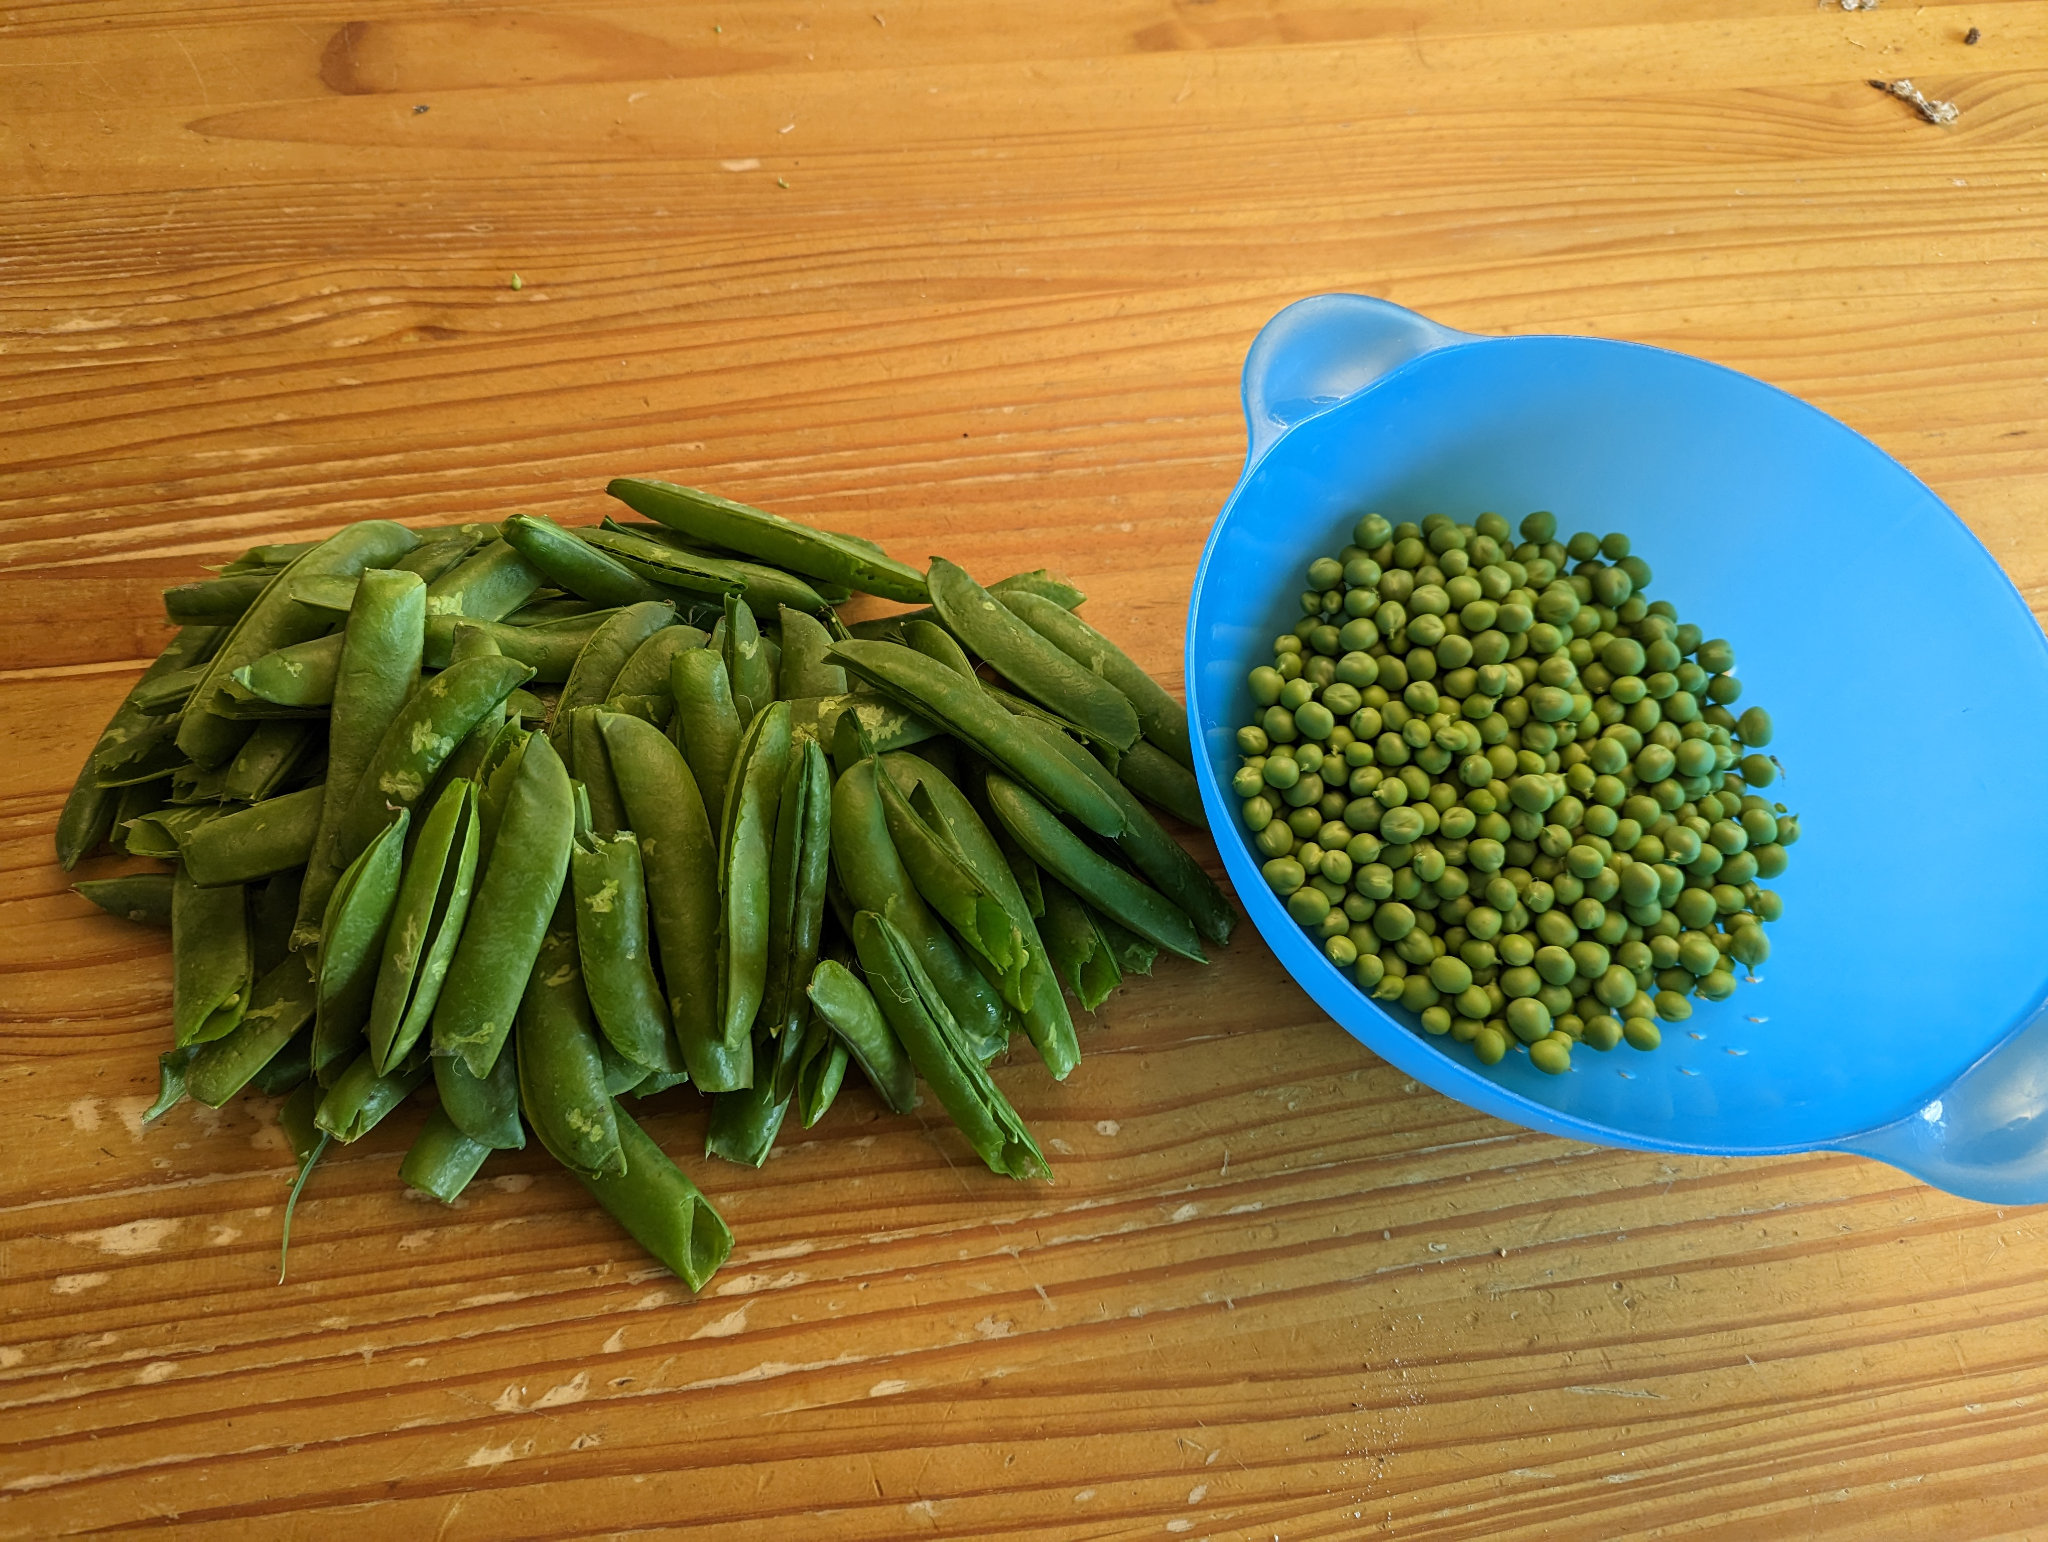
[[57, 480, 1232, 1289], [1231, 510, 1796, 1078]]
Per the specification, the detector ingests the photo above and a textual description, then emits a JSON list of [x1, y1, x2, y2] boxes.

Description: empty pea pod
[[1012, 717, 1235, 946], [178, 520, 419, 769], [56, 625, 222, 868], [221, 719, 318, 803], [927, 558, 1140, 751], [716, 594, 777, 726], [230, 632, 345, 709], [900, 616, 976, 680], [806, 957, 917, 1114], [1002, 588, 1193, 769], [178, 782, 326, 887], [185, 953, 319, 1108], [423, 538, 543, 622], [172, 868, 252, 1048], [985, 773, 1207, 964], [600, 711, 746, 1092], [988, 569, 1086, 609], [717, 701, 792, 1052], [126, 802, 237, 861], [820, 691, 939, 772], [128, 661, 207, 717], [572, 822, 688, 1076], [670, 648, 743, 831], [547, 600, 675, 750], [606, 622, 707, 721], [164, 572, 273, 626], [311, 807, 410, 1084], [568, 705, 629, 836], [293, 568, 427, 944], [607, 477, 928, 603], [704, 1025, 803, 1167], [366, 780, 480, 1074], [1037, 876, 1124, 1010], [517, 918, 627, 1179], [502, 511, 673, 608], [579, 522, 837, 617], [759, 737, 833, 1042], [420, 610, 620, 677], [332, 653, 534, 867], [828, 639, 1125, 838], [850, 910, 1048, 1180], [831, 758, 1010, 1062], [399, 1107, 493, 1204], [315, 1046, 431, 1142], [433, 730, 575, 1079], [777, 606, 847, 697], [435, 1042, 525, 1150], [571, 1100, 733, 1291], [1115, 739, 1207, 828], [73, 873, 175, 927]]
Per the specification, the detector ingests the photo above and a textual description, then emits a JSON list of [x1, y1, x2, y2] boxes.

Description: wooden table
[[6, 4, 2044, 1536]]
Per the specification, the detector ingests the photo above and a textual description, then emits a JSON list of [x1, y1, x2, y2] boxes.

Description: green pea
[[1420, 954, 1468, 996], [1696, 638, 1735, 673], [1734, 706, 1774, 747], [1653, 990, 1693, 1022], [1533, 945, 1576, 986], [1729, 926, 1770, 967], [1241, 795, 1276, 832], [1263, 755, 1302, 791], [1263, 858, 1306, 896], [1526, 1035, 1569, 1075], [1294, 701, 1335, 740], [1506, 997, 1552, 1043], [1248, 666, 1285, 706], [1288, 887, 1332, 927], [1372, 902, 1416, 941], [1675, 932, 1718, 975], [1621, 1017, 1661, 1051]]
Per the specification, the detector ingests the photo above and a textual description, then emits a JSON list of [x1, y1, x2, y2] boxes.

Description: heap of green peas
[[1232, 509, 1796, 1077]]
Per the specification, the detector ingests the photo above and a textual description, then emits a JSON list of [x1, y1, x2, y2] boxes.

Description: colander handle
[[1837, 997, 2048, 1205], [1240, 294, 1473, 470]]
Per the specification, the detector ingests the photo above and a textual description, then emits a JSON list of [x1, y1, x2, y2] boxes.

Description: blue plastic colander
[[1185, 292, 2048, 1203]]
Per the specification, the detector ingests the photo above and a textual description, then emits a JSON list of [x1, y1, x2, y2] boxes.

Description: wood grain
[[6, 2, 2048, 1536]]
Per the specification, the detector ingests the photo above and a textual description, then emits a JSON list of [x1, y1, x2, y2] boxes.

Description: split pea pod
[[367, 780, 480, 1073], [718, 701, 792, 1051], [129, 663, 205, 717], [572, 825, 687, 1076], [436, 1042, 525, 1150], [230, 632, 344, 709], [900, 617, 975, 680], [984, 773, 1206, 964], [759, 737, 832, 1041], [178, 782, 326, 887], [828, 640, 1124, 838], [548, 600, 675, 749], [567, 706, 628, 835], [1115, 739, 1207, 828], [316, 1047, 431, 1142], [221, 719, 317, 803], [420, 610, 620, 676], [502, 512, 673, 608], [606, 478, 926, 603], [73, 873, 175, 927], [572, 1100, 733, 1291], [172, 868, 252, 1047], [185, 953, 319, 1107], [332, 653, 534, 866], [416, 624, 511, 814], [178, 520, 419, 768], [716, 595, 776, 726], [250, 868, 303, 975], [397, 525, 491, 584], [423, 538, 542, 622], [795, 1007, 850, 1127], [1013, 717, 1234, 946], [830, 758, 1009, 1061], [879, 752, 1077, 1079], [669, 650, 742, 832], [1038, 876, 1123, 1010], [312, 807, 410, 1083], [850, 910, 1048, 1179], [127, 803, 236, 861], [399, 1107, 493, 1203], [927, 558, 1139, 751], [599, 712, 745, 1091], [474, 723, 531, 862], [1001, 589, 1192, 769], [777, 606, 846, 698], [805, 957, 917, 1114], [579, 522, 836, 617], [434, 730, 574, 1079], [293, 568, 426, 944], [56, 625, 222, 868], [704, 1025, 802, 1167], [821, 691, 939, 774], [517, 918, 627, 1179], [606, 623, 707, 721]]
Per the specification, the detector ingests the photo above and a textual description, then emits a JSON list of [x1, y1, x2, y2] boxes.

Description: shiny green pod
[[568, 706, 629, 837], [1116, 739, 1206, 828], [718, 701, 792, 1050], [435, 1042, 525, 1150], [927, 558, 1139, 751], [599, 711, 746, 1091], [423, 538, 543, 622], [828, 639, 1125, 838], [1001, 588, 1193, 769], [579, 522, 836, 617], [73, 873, 175, 927], [850, 910, 1048, 1180], [220, 719, 318, 803], [670, 648, 743, 832], [759, 737, 832, 1042], [179, 782, 326, 887], [315, 1047, 431, 1142], [805, 958, 917, 1114], [572, 825, 687, 1076], [185, 953, 319, 1108], [312, 807, 410, 1083], [433, 730, 575, 1078], [502, 512, 672, 608], [421, 610, 620, 676], [367, 780, 480, 1073], [777, 606, 846, 698], [571, 1101, 733, 1291], [547, 600, 676, 749], [516, 920, 626, 1179], [1038, 876, 1123, 1010], [606, 477, 927, 603], [399, 1107, 493, 1203], [171, 868, 253, 1047]]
